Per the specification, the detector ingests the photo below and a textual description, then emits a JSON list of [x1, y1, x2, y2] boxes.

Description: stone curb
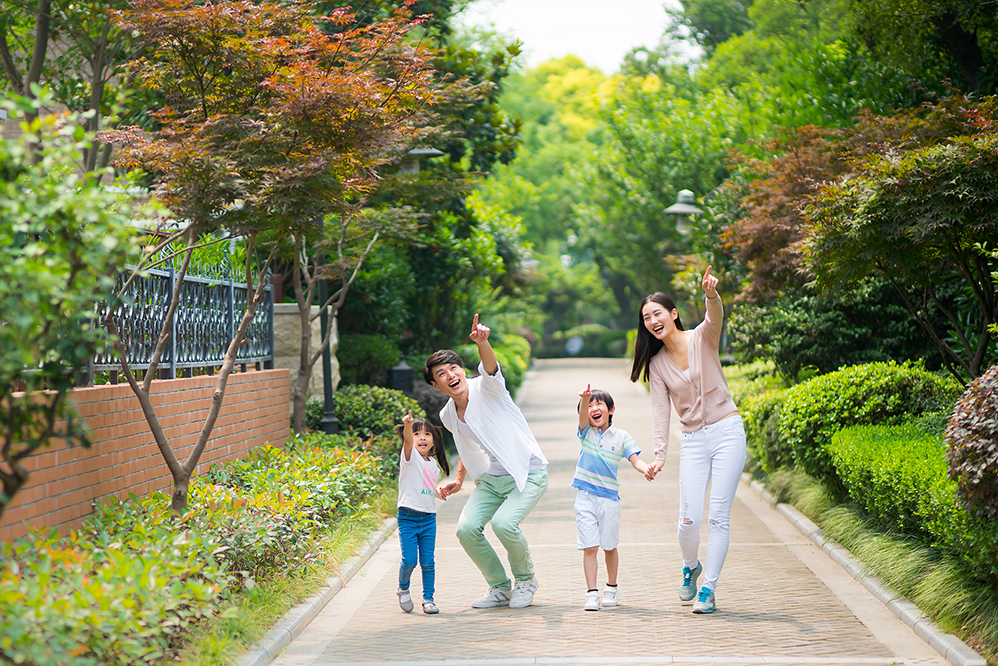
[[744, 474, 986, 666], [234, 516, 398, 666]]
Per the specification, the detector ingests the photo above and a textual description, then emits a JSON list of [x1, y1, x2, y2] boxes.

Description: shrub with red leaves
[[945, 363, 998, 518]]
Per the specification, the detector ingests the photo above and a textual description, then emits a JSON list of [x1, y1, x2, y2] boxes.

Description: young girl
[[395, 410, 450, 614]]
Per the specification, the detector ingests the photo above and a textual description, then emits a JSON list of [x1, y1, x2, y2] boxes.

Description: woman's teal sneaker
[[679, 561, 702, 601], [692, 586, 715, 614]]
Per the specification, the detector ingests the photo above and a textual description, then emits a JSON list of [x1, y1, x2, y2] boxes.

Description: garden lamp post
[[663, 189, 703, 235], [388, 148, 444, 396], [400, 147, 445, 175], [318, 275, 339, 434]]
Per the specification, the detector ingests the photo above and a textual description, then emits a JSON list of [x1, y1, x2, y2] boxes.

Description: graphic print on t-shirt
[[422, 464, 438, 495]]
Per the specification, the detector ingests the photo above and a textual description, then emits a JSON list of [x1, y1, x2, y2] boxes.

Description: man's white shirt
[[438, 362, 548, 491]]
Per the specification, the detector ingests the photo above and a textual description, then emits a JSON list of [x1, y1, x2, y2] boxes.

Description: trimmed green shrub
[[830, 424, 998, 584], [830, 425, 950, 536], [742, 389, 790, 474], [945, 363, 998, 518], [779, 361, 960, 486], [306, 386, 423, 437], [330, 385, 424, 439], [336, 333, 400, 386]]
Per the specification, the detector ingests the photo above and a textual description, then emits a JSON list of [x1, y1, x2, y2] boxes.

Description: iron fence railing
[[82, 249, 274, 386]]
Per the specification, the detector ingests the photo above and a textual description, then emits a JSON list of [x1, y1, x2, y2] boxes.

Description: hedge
[[778, 361, 959, 486], [306, 385, 423, 439], [830, 424, 998, 584]]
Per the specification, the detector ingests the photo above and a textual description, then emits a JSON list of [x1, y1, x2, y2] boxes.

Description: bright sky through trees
[[458, 0, 675, 73]]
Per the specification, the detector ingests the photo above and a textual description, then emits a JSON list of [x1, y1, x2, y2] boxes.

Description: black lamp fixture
[[663, 189, 703, 235], [401, 148, 445, 175]]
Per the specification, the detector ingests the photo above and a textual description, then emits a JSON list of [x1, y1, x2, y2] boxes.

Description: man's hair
[[423, 349, 463, 385], [579, 388, 615, 425]]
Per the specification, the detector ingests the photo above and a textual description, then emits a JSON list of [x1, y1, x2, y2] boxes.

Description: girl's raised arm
[[401, 410, 414, 461]]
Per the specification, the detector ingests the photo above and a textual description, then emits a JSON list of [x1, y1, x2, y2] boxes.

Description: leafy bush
[[779, 361, 960, 486], [729, 280, 941, 383], [741, 389, 790, 474], [288, 430, 402, 480], [945, 363, 998, 518], [330, 384, 424, 439], [0, 433, 390, 666], [0, 496, 238, 666], [337, 333, 401, 386], [830, 424, 998, 584]]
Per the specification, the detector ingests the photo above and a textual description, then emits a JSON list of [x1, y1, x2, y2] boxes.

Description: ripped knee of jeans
[[707, 517, 729, 531], [679, 499, 695, 526]]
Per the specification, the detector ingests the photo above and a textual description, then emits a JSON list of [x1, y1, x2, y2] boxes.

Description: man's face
[[430, 362, 468, 399]]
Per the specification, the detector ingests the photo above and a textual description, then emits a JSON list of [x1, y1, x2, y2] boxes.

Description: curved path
[[272, 358, 951, 666]]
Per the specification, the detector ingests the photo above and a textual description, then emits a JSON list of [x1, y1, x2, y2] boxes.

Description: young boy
[[573, 384, 649, 611], [428, 314, 549, 610]]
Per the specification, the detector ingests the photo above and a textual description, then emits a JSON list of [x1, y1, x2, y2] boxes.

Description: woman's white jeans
[[677, 415, 746, 592]]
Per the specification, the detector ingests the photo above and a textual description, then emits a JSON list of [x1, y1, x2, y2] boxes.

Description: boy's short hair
[[580, 388, 615, 425], [423, 349, 463, 385]]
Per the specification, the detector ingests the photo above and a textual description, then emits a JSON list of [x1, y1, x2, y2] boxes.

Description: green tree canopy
[[804, 115, 998, 379]]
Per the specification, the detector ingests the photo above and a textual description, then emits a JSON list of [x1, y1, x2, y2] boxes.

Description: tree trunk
[[170, 468, 191, 515], [931, 12, 986, 92]]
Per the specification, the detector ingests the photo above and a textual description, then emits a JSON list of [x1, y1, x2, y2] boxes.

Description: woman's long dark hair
[[630, 292, 684, 383]]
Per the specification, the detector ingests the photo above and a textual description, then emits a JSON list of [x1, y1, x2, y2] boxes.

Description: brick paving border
[[747, 478, 985, 666]]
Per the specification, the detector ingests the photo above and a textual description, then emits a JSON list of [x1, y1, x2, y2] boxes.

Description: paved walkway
[[273, 358, 949, 666]]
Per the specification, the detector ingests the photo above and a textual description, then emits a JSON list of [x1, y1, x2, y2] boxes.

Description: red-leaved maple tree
[[103, 0, 437, 513]]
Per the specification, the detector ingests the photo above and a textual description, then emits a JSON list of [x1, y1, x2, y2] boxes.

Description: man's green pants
[[456, 469, 548, 590]]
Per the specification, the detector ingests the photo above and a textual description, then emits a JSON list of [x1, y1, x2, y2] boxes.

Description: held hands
[[470, 313, 490, 345], [644, 459, 665, 481], [702, 265, 719, 299], [437, 479, 463, 499]]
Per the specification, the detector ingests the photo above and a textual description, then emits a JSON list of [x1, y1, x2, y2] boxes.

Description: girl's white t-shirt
[[397, 449, 440, 514]]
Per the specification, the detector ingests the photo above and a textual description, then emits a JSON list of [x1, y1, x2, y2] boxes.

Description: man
[[425, 314, 548, 609]]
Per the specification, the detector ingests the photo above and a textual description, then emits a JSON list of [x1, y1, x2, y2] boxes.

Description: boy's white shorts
[[574, 489, 621, 550]]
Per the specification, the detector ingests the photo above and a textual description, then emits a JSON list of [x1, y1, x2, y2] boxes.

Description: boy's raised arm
[[578, 384, 591, 432], [470, 313, 498, 376]]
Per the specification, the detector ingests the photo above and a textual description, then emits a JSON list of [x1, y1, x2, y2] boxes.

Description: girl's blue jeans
[[397, 506, 436, 602]]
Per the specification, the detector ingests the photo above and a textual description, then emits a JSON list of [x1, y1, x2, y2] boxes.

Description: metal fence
[[82, 248, 274, 386]]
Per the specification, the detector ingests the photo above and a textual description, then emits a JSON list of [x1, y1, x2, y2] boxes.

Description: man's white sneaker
[[603, 585, 618, 607], [583, 590, 600, 611], [397, 588, 413, 613], [471, 586, 511, 608], [509, 576, 539, 608]]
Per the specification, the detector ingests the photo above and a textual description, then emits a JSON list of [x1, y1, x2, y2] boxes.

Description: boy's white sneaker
[[583, 590, 600, 611], [471, 586, 511, 608], [509, 576, 539, 608], [603, 585, 618, 607]]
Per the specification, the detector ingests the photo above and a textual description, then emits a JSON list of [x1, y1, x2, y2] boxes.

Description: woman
[[631, 266, 746, 614]]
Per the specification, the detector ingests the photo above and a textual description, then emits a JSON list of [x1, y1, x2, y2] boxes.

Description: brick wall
[[0, 369, 290, 542]]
